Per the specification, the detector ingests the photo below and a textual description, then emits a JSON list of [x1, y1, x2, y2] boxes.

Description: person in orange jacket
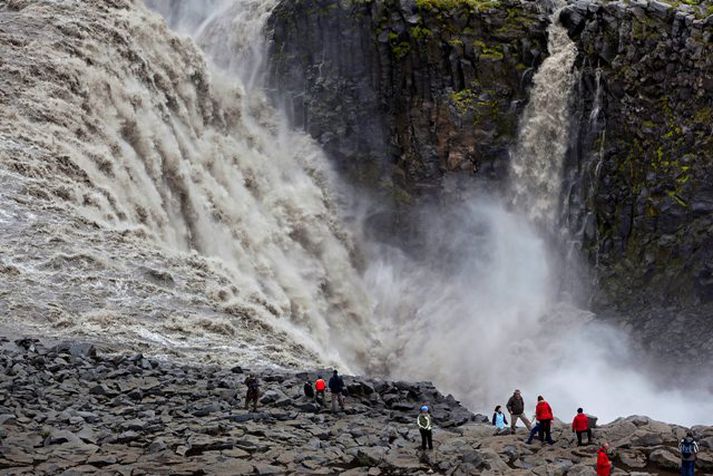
[[314, 375, 327, 407], [535, 395, 555, 444], [597, 442, 612, 476], [572, 407, 592, 446]]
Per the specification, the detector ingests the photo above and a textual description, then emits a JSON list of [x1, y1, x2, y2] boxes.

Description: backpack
[[681, 439, 695, 458], [315, 379, 326, 391]]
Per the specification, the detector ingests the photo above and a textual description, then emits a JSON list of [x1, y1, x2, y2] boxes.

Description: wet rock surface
[[1, 337, 711, 475], [559, 0, 713, 362], [268, 0, 549, 195]]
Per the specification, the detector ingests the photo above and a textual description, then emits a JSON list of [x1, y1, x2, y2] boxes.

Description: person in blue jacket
[[492, 405, 509, 434]]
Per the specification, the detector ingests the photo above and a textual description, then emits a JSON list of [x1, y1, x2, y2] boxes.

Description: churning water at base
[[2, 0, 712, 425]]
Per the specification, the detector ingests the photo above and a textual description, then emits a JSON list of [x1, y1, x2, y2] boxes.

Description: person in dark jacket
[[506, 389, 532, 433], [244, 374, 259, 412], [303, 380, 314, 399], [328, 370, 345, 412], [572, 408, 592, 446], [535, 395, 555, 444], [679, 431, 699, 476]]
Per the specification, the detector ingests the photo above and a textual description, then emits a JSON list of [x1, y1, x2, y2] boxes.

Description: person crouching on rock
[[244, 374, 259, 412], [328, 369, 345, 413], [526, 416, 541, 444], [314, 375, 327, 407], [535, 395, 555, 444], [572, 407, 592, 446], [596, 442, 612, 476], [492, 405, 509, 435], [417, 405, 433, 450], [303, 380, 314, 399]]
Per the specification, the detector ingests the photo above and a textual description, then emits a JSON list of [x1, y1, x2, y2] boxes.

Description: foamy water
[[1, 0, 711, 426], [0, 0, 375, 370]]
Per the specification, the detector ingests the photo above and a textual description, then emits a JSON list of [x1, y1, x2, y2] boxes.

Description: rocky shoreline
[[0, 337, 710, 475]]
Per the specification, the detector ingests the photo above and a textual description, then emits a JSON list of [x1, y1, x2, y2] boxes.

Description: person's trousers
[[315, 390, 325, 406], [576, 429, 592, 445], [331, 392, 345, 411], [526, 424, 541, 443], [245, 390, 258, 410], [681, 460, 695, 476], [419, 428, 433, 450], [510, 413, 532, 431], [538, 419, 553, 443]]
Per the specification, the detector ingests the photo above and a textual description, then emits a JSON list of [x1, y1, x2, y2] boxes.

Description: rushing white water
[[0, 0, 376, 370], [2, 0, 712, 426], [510, 6, 578, 227]]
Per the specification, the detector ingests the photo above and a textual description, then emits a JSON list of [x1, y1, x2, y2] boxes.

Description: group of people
[[491, 389, 701, 476], [242, 370, 347, 414], [243, 378, 701, 475], [303, 370, 346, 412], [493, 390, 587, 446]]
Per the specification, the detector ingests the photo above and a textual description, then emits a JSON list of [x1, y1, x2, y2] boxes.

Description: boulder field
[[0, 338, 711, 475]]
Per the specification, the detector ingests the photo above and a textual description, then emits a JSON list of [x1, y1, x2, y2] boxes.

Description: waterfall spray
[[3, 0, 712, 425]]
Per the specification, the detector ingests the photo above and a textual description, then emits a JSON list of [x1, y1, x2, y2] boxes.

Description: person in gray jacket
[[506, 389, 532, 433]]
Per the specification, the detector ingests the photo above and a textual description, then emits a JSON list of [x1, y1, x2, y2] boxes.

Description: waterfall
[[0, 0, 376, 370], [4, 0, 712, 425], [509, 5, 578, 227]]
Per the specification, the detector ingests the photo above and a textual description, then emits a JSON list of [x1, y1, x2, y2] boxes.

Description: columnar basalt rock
[[560, 0, 713, 360], [268, 0, 550, 197]]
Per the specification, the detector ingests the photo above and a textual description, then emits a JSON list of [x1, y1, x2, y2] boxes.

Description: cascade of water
[[4, 0, 712, 425], [509, 5, 578, 228], [0, 0, 376, 370]]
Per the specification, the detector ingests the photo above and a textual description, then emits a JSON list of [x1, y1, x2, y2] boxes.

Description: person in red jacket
[[597, 442, 612, 476], [535, 395, 555, 444], [572, 407, 592, 446], [314, 375, 327, 407]]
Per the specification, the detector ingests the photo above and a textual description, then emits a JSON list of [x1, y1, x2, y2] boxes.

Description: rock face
[[268, 0, 549, 195], [559, 0, 713, 359], [268, 0, 713, 362], [1, 337, 712, 475]]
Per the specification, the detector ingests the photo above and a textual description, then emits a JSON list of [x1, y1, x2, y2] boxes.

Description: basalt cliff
[[267, 0, 713, 362]]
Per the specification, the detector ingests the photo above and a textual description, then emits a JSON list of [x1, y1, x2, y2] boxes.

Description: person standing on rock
[[535, 395, 555, 444], [572, 408, 592, 446], [679, 431, 699, 476], [491, 405, 509, 434], [244, 374, 260, 412], [314, 375, 327, 407], [417, 405, 433, 450], [506, 389, 532, 433], [328, 369, 345, 413], [596, 442, 612, 476], [303, 380, 314, 399]]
